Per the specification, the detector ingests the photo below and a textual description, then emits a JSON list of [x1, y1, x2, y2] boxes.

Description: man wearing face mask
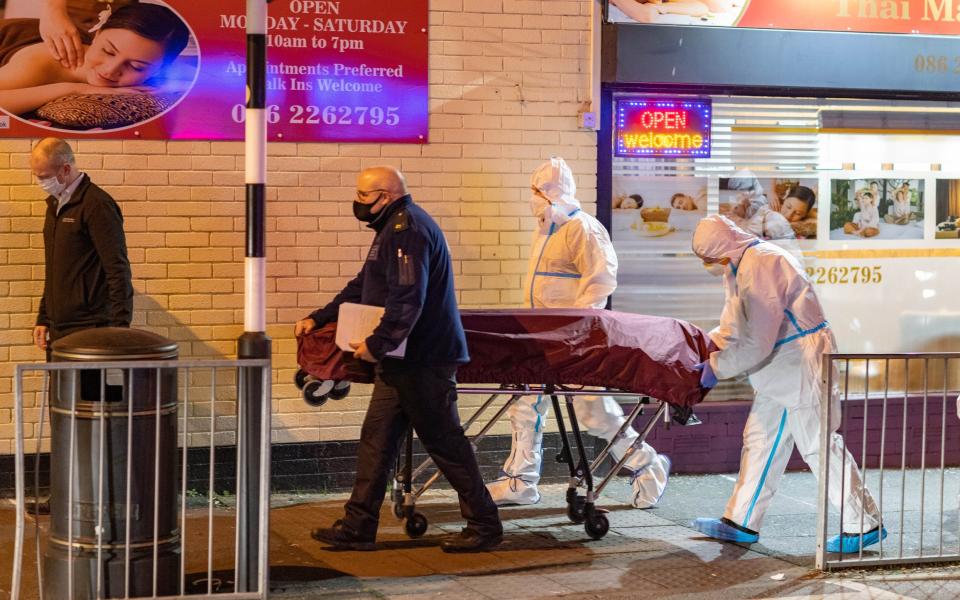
[[295, 166, 502, 553], [31, 137, 132, 355], [486, 156, 671, 509], [690, 215, 884, 553]]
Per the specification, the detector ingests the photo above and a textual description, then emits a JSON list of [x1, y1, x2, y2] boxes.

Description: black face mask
[[353, 199, 376, 222]]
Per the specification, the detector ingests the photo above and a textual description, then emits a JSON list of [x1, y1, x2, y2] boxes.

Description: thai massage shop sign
[[615, 98, 712, 158]]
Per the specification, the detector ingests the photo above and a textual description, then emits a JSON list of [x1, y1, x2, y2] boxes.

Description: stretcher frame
[[390, 384, 671, 540]]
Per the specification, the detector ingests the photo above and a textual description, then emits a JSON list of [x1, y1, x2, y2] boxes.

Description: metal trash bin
[[44, 327, 180, 599]]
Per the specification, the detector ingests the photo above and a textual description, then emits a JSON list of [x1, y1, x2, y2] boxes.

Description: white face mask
[[529, 194, 550, 219], [703, 262, 726, 277], [38, 175, 65, 197], [531, 194, 554, 234]]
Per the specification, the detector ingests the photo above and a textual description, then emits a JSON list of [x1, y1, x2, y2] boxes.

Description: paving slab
[[4, 474, 960, 599]]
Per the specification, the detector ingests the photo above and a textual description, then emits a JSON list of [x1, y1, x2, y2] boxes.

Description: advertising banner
[[0, 0, 428, 142], [609, 0, 960, 36]]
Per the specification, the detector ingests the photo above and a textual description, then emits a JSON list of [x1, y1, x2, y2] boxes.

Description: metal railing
[[11, 358, 272, 600], [817, 353, 960, 570]]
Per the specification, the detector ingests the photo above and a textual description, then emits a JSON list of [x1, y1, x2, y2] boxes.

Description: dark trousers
[[343, 360, 501, 537]]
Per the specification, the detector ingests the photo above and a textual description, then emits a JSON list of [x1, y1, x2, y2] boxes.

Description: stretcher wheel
[[329, 380, 351, 400], [405, 513, 428, 538], [391, 486, 404, 519], [294, 369, 309, 390], [303, 379, 336, 407], [585, 512, 609, 540], [566, 495, 586, 524]]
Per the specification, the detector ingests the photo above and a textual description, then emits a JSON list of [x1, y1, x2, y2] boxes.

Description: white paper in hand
[[336, 302, 407, 359]]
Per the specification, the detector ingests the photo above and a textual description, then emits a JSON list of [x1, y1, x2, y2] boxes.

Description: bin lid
[[51, 327, 179, 361]]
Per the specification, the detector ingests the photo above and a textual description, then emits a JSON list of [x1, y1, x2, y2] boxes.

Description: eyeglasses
[[356, 188, 387, 200]]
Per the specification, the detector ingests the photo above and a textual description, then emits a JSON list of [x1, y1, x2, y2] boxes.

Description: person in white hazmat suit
[[486, 157, 671, 508], [691, 215, 885, 553]]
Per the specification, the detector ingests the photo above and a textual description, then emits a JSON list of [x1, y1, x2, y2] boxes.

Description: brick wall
[[0, 0, 598, 454]]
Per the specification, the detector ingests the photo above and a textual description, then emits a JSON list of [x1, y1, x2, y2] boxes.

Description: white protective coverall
[[486, 157, 671, 507], [693, 215, 880, 534]]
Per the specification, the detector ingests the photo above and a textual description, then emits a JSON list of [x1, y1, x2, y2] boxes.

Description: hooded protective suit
[[692, 215, 880, 535], [486, 157, 671, 507]]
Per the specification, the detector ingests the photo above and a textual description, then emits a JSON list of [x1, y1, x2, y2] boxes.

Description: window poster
[[829, 178, 924, 241], [610, 176, 720, 323], [719, 177, 819, 240], [934, 179, 960, 240], [612, 176, 707, 245]]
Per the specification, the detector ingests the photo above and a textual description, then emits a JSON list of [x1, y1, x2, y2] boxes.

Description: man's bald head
[[31, 138, 75, 171], [357, 166, 408, 197], [30, 138, 80, 185]]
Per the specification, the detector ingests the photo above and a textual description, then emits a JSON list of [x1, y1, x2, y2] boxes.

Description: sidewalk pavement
[[3, 473, 959, 599]]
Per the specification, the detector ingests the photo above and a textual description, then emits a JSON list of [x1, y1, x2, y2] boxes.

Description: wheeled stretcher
[[295, 309, 715, 539]]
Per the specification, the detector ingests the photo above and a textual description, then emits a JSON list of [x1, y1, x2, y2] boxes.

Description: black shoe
[[440, 527, 503, 553], [310, 519, 376, 551], [24, 499, 50, 516]]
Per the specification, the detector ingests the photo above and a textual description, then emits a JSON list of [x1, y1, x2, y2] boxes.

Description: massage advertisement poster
[[608, 0, 960, 36], [611, 176, 707, 247], [828, 178, 924, 241], [934, 178, 960, 239], [719, 177, 820, 240], [610, 176, 714, 327], [0, 0, 428, 141]]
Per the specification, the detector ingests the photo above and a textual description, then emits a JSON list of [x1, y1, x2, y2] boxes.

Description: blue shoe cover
[[692, 518, 759, 543], [826, 526, 887, 553]]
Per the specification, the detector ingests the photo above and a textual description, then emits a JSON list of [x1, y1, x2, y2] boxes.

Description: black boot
[[311, 519, 376, 551], [440, 527, 503, 553]]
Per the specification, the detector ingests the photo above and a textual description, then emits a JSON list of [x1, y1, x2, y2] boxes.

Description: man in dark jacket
[[31, 137, 133, 351], [296, 166, 502, 553]]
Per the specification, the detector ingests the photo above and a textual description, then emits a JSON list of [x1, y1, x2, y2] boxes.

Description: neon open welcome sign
[[615, 98, 712, 158]]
